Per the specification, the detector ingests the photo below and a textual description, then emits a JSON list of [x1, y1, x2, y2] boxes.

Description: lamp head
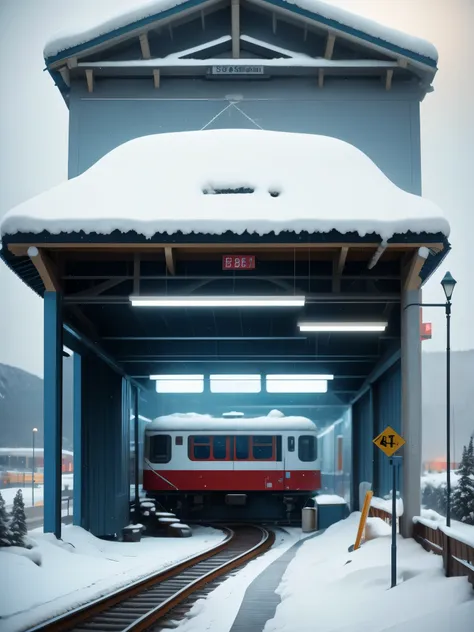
[[441, 271, 456, 301]]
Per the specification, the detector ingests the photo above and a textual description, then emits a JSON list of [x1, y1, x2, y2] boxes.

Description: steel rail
[[27, 525, 274, 632]]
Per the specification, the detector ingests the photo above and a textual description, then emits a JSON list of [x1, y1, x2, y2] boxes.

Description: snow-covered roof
[[43, 0, 437, 65], [147, 412, 318, 432], [0, 130, 450, 243]]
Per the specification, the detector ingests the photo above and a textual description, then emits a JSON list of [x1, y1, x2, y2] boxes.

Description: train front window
[[213, 436, 227, 460], [149, 435, 171, 464], [252, 436, 273, 460], [298, 435, 317, 462]]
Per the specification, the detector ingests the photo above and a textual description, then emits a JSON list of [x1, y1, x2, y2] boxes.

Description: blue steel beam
[[43, 292, 63, 538], [73, 352, 82, 527]]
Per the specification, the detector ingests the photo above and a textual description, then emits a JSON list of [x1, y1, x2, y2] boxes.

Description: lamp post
[[404, 271, 456, 528], [32, 428, 38, 507], [440, 272, 456, 527]]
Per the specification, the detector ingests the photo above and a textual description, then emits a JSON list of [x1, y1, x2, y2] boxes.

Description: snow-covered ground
[[1, 473, 74, 508], [421, 470, 461, 489], [0, 524, 225, 632], [260, 514, 474, 632], [173, 527, 313, 632]]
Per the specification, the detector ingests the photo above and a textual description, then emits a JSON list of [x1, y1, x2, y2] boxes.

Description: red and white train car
[[143, 411, 320, 522]]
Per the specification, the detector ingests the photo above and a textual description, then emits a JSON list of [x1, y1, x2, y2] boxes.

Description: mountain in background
[[1, 352, 473, 460], [0, 360, 73, 450]]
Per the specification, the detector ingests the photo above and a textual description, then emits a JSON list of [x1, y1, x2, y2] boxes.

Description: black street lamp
[[440, 271, 456, 527], [404, 271, 457, 528]]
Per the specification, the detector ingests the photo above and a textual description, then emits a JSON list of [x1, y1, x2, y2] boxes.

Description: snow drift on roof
[[0, 129, 450, 242], [147, 412, 318, 431], [43, 0, 438, 63]]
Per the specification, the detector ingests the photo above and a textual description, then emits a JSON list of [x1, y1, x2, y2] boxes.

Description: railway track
[[28, 524, 275, 632]]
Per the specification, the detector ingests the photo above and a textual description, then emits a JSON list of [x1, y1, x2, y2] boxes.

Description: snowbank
[[0, 130, 450, 242], [263, 513, 474, 632], [0, 524, 225, 632], [43, 0, 438, 63], [149, 410, 317, 431], [314, 494, 347, 505], [422, 470, 461, 489]]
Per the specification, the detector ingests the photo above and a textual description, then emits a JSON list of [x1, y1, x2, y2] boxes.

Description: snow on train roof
[[0, 130, 450, 242], [148, 411, 318, 432], [43, 0, 438, 63]]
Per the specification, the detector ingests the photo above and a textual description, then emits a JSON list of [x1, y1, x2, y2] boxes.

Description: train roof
[[147, 412, 318, 432]]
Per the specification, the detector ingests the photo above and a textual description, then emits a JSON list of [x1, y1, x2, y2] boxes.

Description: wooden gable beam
[[231, 0, 240, 59], [165, 247, 176, 275], [324, 34, 336, 60], [59, 66, 70, 87], [139, 32, 151, 59], [27, 247, 61, 292], [332, 246, 349, 292], [85, 68, 94, 92], [403, 247, 429, 291], [385, 69, 394, 91]]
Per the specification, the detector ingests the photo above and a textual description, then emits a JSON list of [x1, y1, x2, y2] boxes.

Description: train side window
[[298, 435, 317, 462], [252, 436, 273, 460], [175, 436, 183, 446], [276, 436, 282, 461], [235, 436, 249, 459], [213, 436, 227, 460], [149, 435, 172, 464], [189, 436, 211, 460], [287, 436, 295, 452]]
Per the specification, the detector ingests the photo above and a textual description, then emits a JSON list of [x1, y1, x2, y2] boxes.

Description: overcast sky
[[0, 0, 473, 378]]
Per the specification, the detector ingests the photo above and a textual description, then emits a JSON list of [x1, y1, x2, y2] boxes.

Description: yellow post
[[354, 490, 373, 550]]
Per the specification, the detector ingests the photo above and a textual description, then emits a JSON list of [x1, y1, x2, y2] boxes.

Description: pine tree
[[10, 489, 27, 547], [0, 492, 13, 547], [452, 442, 474, 525]]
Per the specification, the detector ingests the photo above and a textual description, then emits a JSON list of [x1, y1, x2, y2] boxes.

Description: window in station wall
[[154, 375, 204, 393], [210, 374, 261, 393]]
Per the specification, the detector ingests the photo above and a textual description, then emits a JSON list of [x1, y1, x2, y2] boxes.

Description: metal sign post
[[389, 455, 402, 588], [373, 426, 406, 589]]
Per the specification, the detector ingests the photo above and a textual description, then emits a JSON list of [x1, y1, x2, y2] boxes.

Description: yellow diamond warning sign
[[373, 426, 405, 457]]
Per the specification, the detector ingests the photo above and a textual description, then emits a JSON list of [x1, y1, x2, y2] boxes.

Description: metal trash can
[[302, 507, 317, 532]]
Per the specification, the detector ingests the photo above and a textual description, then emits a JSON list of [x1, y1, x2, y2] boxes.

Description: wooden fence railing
[[368, 506, 474, 587]]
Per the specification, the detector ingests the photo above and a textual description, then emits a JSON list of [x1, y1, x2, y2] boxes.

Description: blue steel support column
[[43, 292, 63, 538], [401, 288, 422, 537], [73, 352, 82, 526]]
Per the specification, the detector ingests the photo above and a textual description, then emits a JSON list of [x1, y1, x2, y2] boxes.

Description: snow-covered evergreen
[[452, 438, 474, 525], [0, 491, 13, 547], [10, 489, 28, 546]]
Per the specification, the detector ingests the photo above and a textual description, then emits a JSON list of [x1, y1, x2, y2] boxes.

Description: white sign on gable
[[210, 65, 265, 75]]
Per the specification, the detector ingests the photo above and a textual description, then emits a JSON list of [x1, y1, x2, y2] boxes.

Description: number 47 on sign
[[373, 426, 405, 457]]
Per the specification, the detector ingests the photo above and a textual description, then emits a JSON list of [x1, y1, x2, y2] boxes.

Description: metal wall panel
[[319, 408, 352, 504], [351, 389, 374, 509], [374, 360, 402, 497], [81, 355, 130, 536], [68, 79, 422, 195]]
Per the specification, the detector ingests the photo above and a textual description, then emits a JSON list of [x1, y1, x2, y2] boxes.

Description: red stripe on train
[[143, 469, 321, 492]]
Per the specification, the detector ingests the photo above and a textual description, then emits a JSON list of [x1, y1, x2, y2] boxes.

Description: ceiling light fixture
[[266, 374, 334, 381], [132, 296, 305, 307], [298, 322, 387, 332]]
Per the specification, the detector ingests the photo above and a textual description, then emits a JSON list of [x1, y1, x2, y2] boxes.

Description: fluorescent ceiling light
[[266, 374, 334, 381], [210, 374, 261, 394], [151, 374, 204, 394], [298, 322, 387, 332], [150, 374, 203, 381], [131, 295, 305, 307], [266, 379, 328, 394]]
